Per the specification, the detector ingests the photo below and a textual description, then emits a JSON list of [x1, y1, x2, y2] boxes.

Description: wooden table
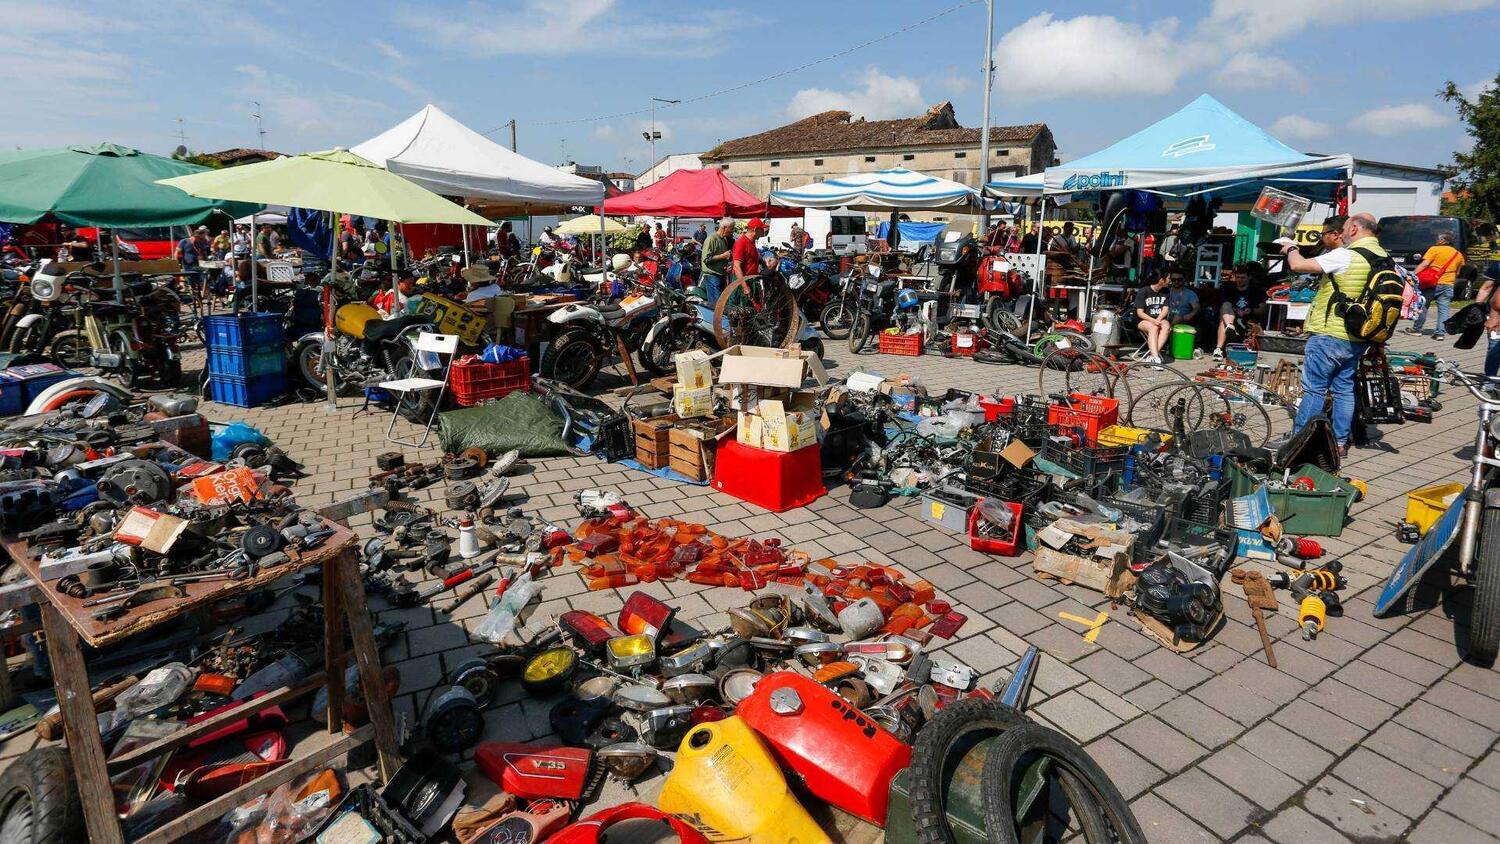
[[6, 516, 401, 844]]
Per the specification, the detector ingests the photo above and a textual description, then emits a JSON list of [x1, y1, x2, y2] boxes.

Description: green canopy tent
[[158, 148, 496, 404], [0, 142, 261, 298]]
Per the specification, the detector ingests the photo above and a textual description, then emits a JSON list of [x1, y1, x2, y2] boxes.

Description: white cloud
[[992, 14, 1190, 99], [787, 68, 926, 121], [936, 67, 973, 95], [398, 0, 737, 58], [592, 125, 617, 141], [1349, 103, 1452, 135], [1463, 77, 1498, 100], [1270, 115, 1331, 141], [1202, 0, 1493, 46], [371, 38, 406, 63], [1213, 52, 1302, 90]]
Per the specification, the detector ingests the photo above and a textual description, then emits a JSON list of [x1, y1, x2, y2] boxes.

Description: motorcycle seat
[[914, 290, 945, 302], [363, 314, 431, 344]]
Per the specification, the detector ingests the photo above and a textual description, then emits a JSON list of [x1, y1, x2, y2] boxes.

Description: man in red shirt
[[732, 218, 766, 281]]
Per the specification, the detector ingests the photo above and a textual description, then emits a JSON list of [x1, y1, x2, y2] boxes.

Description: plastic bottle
[[114, 662, 193, 718], [232, 653, 309, 701], [474, 571, 540, 644]]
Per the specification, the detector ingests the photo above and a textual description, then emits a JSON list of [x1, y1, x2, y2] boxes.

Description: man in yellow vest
[[1280, 213, 1386, 454]]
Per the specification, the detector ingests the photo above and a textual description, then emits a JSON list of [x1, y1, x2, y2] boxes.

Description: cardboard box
[[755, 393, 820, 452], [669, 417, 734, 481], [1031, 519, 1135, 597], [672, 385, 714, 418], [674, 350, 714, 390], [736, 411, 765, 448]]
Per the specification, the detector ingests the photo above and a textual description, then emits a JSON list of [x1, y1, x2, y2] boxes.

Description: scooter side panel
[[1375, 491, 1467, 616]]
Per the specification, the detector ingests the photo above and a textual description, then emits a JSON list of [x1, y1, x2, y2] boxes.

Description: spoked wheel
[[1038, 351, 1115, 403], [848, 312, 873, 355], [47, 332, 90, 369], [1195, 380, 1275, 449], [296, 340, 339, 394], [820, 299, 854, 339], [1127, 381, 1213, 440], [985, 300, 1022, 335], [714, 274, 801, 349]]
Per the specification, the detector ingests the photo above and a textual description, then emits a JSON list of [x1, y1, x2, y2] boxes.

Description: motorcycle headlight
[[787, 273, 805, 290], [30, 278, 56, 302]]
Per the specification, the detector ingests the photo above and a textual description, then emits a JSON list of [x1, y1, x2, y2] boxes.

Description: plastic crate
[[1101, 495, 1168, 551], [451, 357, 530, 407], [0, 366, 75, 416], [206, 344, 286, 378], [1000, 398, 1051, 447], [950, 332, 985, 357], [203, 312, 285, 350], [979, 395, 1015, 423], [1406, 482, 1464, 535], [1040, 435, 1128, 478], [208, 372, 287, 408], [969, 499, 1024, 556], [1226, 461, 1352, 536], [1047, 394, 1119, 445], [877, 332, 924, 356]]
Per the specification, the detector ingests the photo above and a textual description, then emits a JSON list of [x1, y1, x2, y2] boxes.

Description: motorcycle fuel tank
[[736, 671, 912, 826], [474, 742, 594, 801]]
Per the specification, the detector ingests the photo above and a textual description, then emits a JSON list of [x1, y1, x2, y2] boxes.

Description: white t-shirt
[[1313, 248, 1351, 276], [466, 284, 503, 302]]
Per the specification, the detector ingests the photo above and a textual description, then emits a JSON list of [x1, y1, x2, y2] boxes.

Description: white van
[[767, 208, 868, 255]]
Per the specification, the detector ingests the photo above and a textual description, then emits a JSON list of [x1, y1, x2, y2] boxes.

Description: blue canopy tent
[[1037, 94, 1352, 207]]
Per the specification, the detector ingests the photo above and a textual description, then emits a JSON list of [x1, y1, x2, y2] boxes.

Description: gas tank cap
[[769, 686, 803, 715]]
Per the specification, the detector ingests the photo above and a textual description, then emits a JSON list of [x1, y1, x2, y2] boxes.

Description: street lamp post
[[978, 0, 996, 231], [644, 97, 680, 177]]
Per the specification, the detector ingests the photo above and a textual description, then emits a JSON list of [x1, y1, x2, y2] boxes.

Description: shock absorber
[[1299, 594, 1328, 640], [1276, 536, 1324, 561]]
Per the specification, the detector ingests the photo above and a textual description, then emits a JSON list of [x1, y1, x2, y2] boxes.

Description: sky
[[4, 0, 1497, 177]]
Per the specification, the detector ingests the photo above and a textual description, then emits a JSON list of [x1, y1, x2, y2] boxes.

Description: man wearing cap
[[733, 218, 767, 287], [700, 218, 734, 305]]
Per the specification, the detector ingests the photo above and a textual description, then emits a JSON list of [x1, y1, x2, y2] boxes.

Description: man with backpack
[[1280, 213, 1397, 454]]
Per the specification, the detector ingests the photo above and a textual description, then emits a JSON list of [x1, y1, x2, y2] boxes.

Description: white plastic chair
[[380, 331, 458, 448]]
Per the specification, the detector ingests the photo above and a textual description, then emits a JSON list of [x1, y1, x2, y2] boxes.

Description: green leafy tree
[[1440, 75, 1500, 220], [170, 149, 224, 169]]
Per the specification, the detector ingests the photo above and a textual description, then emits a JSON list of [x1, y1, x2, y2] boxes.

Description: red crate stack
[[451, 357, 531, 407]]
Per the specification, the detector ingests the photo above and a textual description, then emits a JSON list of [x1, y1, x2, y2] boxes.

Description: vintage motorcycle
[[290, 275, 438, 396], [538, 275, 658, 389], [1377, 362, 1500, 662]]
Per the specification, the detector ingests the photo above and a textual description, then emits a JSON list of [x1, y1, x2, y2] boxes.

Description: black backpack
[[1326, 247, 1403, 344]]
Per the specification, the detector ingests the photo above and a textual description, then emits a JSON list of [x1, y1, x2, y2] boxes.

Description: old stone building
[[698, 102, 1055, 201]]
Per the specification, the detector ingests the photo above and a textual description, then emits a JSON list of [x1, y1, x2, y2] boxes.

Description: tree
[[170, 149, 223, 169], [1440, 75, 1500, 221]]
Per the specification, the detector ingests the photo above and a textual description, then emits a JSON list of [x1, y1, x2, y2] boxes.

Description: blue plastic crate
[[203, 312, 285, 350], [208, 372, 287, 408], [207, 345, 286, 378]]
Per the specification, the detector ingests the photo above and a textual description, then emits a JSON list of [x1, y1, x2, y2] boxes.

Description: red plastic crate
[[451, 357, 531, 407], [968, 499, 1024, 556], [950, 332, 985, 356], [1046, 393, 1119, 445], [877, 332, 924, 356], [979, 396, 1015, 423], [711, 439, 826, 512]]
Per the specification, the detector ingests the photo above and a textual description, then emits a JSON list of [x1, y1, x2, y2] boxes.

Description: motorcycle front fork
[[1458, 404, 1496, 574]]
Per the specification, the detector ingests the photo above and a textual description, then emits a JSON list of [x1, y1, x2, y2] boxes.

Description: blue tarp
[[1036, 94, 1352, 207], [876, 221, 947, 245], [286, 207, 333, 258]]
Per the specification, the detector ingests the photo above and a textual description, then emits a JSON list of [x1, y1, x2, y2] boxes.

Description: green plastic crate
[[1226, 461, 1353, 536]]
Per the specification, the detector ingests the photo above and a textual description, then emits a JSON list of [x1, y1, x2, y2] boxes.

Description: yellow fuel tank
[[334, 303, 381, 339], [658, 716, 829, 844]]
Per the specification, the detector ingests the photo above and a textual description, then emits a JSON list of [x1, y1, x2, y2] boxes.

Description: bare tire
[[980, 722, 1146, 844], [907, 697, 1026, 844], [0, 747, 84, 844], [1469, 506, 1500, 663]]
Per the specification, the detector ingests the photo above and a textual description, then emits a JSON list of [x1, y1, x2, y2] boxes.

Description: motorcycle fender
[[14, 313, 42, 329], [1375, 489, 1468, 616], [291, 331, 327, 351]]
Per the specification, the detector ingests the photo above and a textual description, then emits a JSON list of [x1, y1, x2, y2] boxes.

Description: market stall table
[[3, 517, 401, 844], [1264, 299, 1310, 333]]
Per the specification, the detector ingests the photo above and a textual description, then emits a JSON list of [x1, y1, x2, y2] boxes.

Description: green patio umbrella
[[0, 142, 261, 226], [159, 148, 495, 404]]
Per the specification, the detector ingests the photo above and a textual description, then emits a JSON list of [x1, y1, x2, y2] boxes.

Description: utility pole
[[252, 101, 267, 149], [503, 119, 517, 152], [644, 97, 679, 174], [174, 117, 188, 152], [978, 0, 996, 231]]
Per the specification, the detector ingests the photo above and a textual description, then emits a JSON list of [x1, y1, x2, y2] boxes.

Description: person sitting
[[1132, 272, 1172, 364], [1213, 264, 1268, 360], [1166, 271, 1200, 326]]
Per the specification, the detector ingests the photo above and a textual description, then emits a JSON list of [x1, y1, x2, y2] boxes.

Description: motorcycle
[[1377, 362, 1500, 662], [847, 269, 929, 355], [639, 280, 718, 374], [783, 249, 841, 326], [538, 275, 659, 389], [290, 274, 438, 397]]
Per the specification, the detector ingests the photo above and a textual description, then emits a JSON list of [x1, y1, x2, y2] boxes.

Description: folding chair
[[379, 331, 458, 448]]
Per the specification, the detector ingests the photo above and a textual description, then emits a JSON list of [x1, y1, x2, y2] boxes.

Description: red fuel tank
[[474, 742, 593, 800], [736, 671, 911, 825]]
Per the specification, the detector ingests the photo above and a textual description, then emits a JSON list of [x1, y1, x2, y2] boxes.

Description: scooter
[[1377, 361, 1500, 663]]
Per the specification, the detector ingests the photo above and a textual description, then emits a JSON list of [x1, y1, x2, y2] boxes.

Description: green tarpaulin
[[0, 143, 260, 227], [437, 392, 572, 457]]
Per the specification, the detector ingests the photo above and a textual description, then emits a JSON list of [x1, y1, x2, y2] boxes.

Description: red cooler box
[[711, 440, 825, 512]]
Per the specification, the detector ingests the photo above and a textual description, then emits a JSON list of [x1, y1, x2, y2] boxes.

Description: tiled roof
[[702, 102, 1047, 160], [200, 148, 284, 163]]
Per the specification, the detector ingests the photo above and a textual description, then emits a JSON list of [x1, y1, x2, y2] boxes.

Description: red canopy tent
[[600, 169, 800, 218]]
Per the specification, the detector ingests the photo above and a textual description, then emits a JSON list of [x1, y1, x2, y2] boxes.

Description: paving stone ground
[[4, 328, 1499, 842]]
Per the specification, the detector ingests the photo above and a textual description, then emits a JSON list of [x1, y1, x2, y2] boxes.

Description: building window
[[770, 160, 780, 168], [813, 158, 823, 166], [720, 164, 729, 170], [865, 156, 876, 163], [996, 149, 1009, 156], [814, 176, 823, 182], [954, 151, 967, 159], [770, 177, 780, 192], [902, 154, 915, 161]]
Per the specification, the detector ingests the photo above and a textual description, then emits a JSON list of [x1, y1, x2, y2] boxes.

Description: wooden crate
[[668, 416, 735, 481], [633, 415, 677, 469]]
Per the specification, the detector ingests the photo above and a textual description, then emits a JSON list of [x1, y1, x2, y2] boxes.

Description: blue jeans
[[1411, 284, 1453, 335], [1294, 332, 1367, 444], [1486, 334, 1500, 380], [702, 273, 724, 306]]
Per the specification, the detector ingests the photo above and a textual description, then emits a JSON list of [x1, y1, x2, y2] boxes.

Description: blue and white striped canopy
[[771, 167, 986, 211]]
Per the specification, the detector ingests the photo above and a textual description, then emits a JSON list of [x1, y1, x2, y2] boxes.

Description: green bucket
[[1171, 324, 1196, 360]]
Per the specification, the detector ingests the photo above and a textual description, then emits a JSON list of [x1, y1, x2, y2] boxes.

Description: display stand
[[4, 523, 400, 844]]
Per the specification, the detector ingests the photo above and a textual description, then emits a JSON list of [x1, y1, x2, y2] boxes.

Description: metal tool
[[438, 573, 494, 614], [1231, 570, 1278, 668]]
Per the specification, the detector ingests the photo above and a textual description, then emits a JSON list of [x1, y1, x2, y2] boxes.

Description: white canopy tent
[[351, 104, 603, 216], [771, 167, 992, 212]]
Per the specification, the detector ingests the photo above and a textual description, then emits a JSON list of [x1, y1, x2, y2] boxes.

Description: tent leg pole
[[110, 236, 123, 305], [249, 212, 259, 313], [461, 225, 470, 268], [1026, 199, 1045, 341], [325, 211, 338, 410]]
